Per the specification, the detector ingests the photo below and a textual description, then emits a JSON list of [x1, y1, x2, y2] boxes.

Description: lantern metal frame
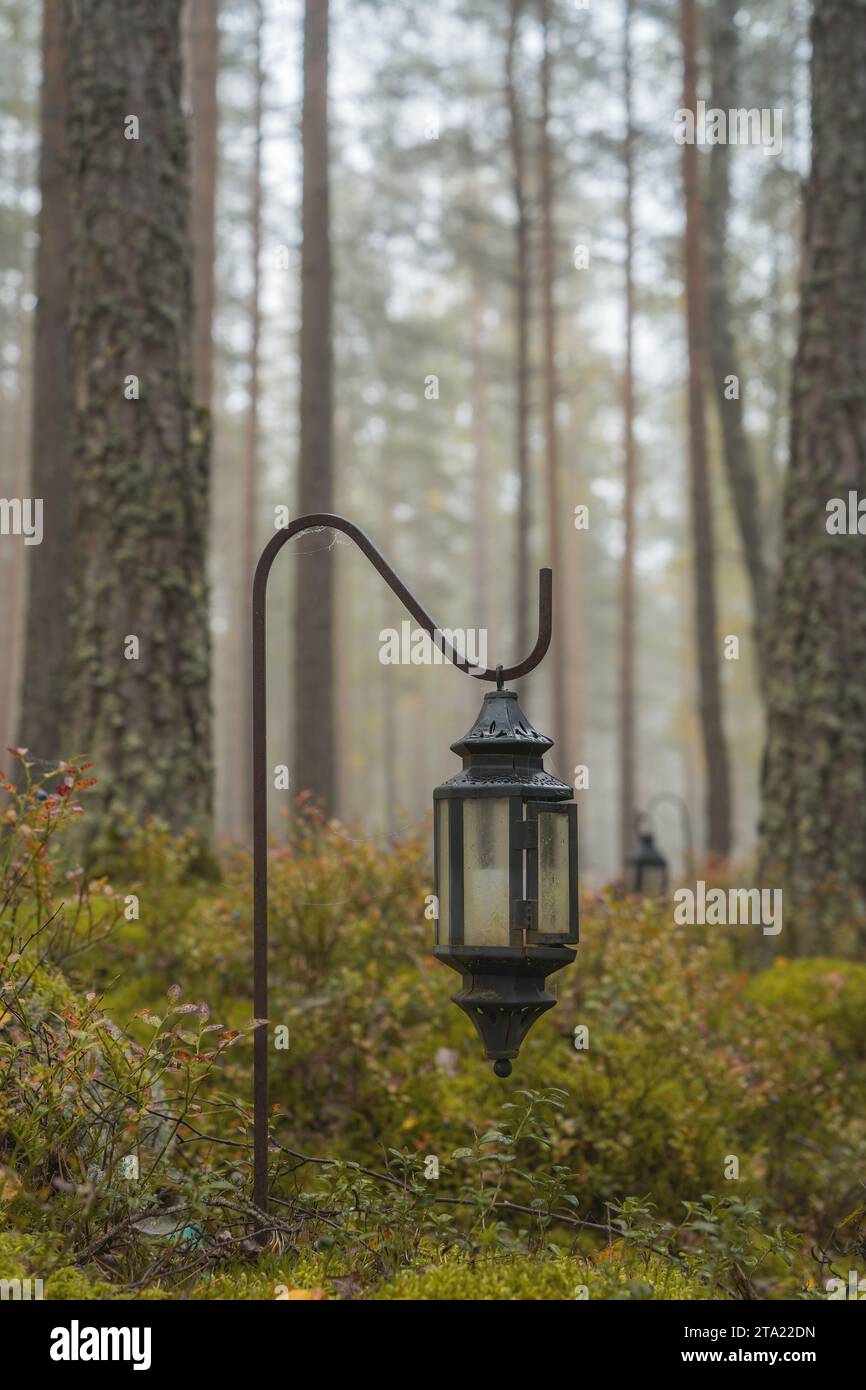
[[432, 685, 579, 1077], [251, 513, 557, 1212]]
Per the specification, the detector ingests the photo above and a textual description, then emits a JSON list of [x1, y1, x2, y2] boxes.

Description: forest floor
[[1, 759, 864, 1300]]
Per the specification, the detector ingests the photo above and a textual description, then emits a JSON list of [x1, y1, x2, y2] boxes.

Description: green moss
[[0, 1231, 53, 1279], [45, 1268, 171, 1301], [189, 1252, 338, 1300], [369, 1254, 712, 1301]]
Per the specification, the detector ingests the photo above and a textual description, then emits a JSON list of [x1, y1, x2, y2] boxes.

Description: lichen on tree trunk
[[62, 0, 213, 842], [759, 0, 866, 910]]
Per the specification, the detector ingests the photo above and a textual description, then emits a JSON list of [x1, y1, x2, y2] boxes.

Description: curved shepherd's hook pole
[[252, 513, 552, 1212]]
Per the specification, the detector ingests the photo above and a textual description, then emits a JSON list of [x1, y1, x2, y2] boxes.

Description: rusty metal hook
[[253, 513, 551, 684]]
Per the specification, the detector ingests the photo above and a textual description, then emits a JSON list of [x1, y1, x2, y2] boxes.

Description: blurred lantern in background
[[433, 685, 578, 1077], [625, 812, 669, 897]]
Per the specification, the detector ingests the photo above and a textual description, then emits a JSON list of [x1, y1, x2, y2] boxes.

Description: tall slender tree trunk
[[62, 0, 212, 840], [334, 536, 350, 818], [760, 0, 866, 902], [381, 583, 397, 838], [679, 0, 732, 859], [505, 0, 531, 663], [469, 265, 493, 639], [539, 0, 566, 755], [766, 239, 787, 501], [619, 0, 637, 866], [705, 0, 769, 693], [185, 0, 219, 411], [18, 0, 71, 767], [1, 288, 31, 761], [239, 0, 264, 833], [293, 0, 335, 812]]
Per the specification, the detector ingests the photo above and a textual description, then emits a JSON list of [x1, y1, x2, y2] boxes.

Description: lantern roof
[[436, 688, 571, 799], [450, 688, 552, 757]]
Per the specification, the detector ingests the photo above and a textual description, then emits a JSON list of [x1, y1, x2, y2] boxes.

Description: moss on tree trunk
[[759, 0, 866, 910], [62, 0, 213, 843]]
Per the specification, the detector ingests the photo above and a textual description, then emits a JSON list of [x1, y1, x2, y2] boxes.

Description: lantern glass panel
[[462, 797, 510, 946], [537, 809, 570, 935], [436, 800, 450, 944]]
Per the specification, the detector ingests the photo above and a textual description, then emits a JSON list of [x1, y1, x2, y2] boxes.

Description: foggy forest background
[[1, 0, 866, 1310], [0, 0, 845, 893]]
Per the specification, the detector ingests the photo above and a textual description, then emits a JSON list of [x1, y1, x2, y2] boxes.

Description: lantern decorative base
[[434, 944, 575, 1074]]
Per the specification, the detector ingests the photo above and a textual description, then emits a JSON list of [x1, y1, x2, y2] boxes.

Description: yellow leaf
[[0, 1166, 22, 1201]]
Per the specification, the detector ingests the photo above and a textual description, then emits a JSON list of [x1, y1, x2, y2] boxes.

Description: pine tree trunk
[[239, 0, 264, 834], [705, 0, 769, 693], [760, 0, 866, 902], [539, 0, 567, 758], [18, 0, 71, 768], [469, 266, 493, 639], [62, 0, 212, 840], [186, 0, 219, 411], [2, 286, 31, 761], [292, 0, 335, 812], [679, 0, 732, 858], [619, 0, 637, 866], [505, 0, 531, 664], [381, 585, 397, 838]]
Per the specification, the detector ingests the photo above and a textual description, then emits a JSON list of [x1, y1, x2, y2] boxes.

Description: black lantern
[[433, 685, 578, 1077], [624, 812, 669, 896]]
